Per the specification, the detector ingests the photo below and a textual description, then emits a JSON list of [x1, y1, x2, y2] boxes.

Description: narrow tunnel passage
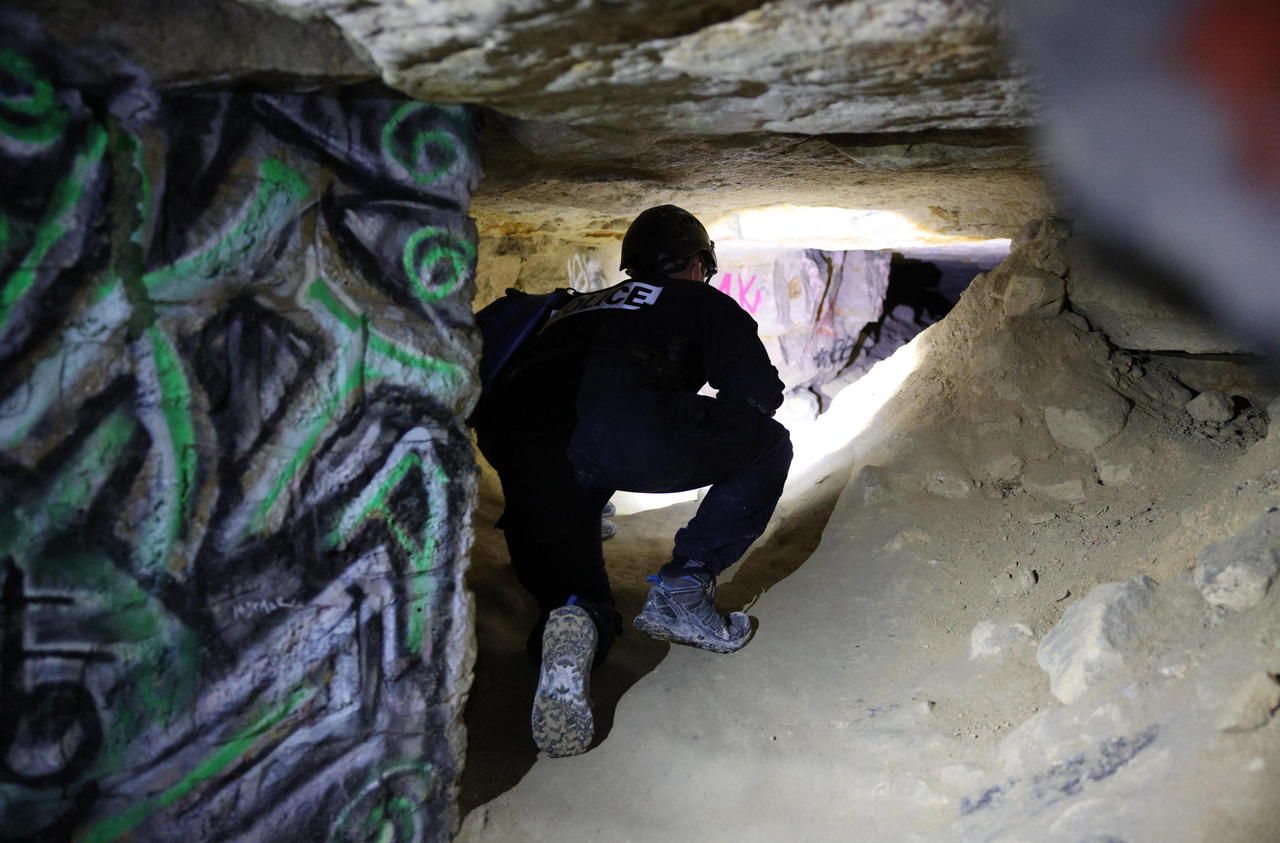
[[5, 2, 1278, 841], [459, 234, 999, 809], [459, 220, 1280, 843]]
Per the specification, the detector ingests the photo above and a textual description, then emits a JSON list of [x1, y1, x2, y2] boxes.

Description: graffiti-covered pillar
[[0, 22, 481, 843]]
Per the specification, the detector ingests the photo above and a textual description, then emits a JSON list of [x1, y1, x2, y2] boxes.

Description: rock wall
[[1065, 240, 1247, 354], [475, 235, 619, 309], [715, 249, 892, 391], [470, 112, 1052, 250], [0, 24, 480, 842]]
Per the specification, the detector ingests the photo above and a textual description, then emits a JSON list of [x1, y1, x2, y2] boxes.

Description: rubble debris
[[1117, 356, 1195, 410], [1036, 576, 1158, 704], [970, 621, 1035, 658], [1011, 219, 1043, 251], [983, 454, 1025, 483], [1185, 390, 1235, 424], [1095, 456, 1134, 487], [993, 563, 1039, 598], [1194, 511, 1280, 611], [1044, 393, 1131, 452], [1062, 311, 1092, 333], [1026, 219, 1072, 275]]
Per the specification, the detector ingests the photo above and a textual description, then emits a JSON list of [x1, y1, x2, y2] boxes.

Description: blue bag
[[475, 287, 574, 391]]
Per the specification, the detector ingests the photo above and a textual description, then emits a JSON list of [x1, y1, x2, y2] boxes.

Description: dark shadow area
[[459, 452, 850, 815], [886, 256, 952, 323], [818, 255, 984, 410]]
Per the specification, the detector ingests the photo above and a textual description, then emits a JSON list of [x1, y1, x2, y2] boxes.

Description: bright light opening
[[707, 205, 1010, 254], [782, 335, 924, 484], [610, 205, 970, 515], [611, 488, 701, 516], [611, 336, 926, 516]]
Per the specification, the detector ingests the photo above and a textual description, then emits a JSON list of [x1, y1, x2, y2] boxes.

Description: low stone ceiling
[[23, 0, 1056, 245], [244, 0, 1032, 137], [473, 112, 1047, 247], [244, 0, 1054, 245]]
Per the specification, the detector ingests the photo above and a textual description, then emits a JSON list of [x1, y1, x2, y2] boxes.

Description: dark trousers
[[477, 395, 793, 659]]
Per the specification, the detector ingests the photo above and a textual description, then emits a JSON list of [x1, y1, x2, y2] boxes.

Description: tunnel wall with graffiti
[[0, 21, 480, 843]]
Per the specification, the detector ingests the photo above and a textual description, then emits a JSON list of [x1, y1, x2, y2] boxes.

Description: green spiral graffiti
[[328, 761, 432, 843], [402, 226, 474, 305], [0, 122, 107, 336], [381, 103, 457, 185], [0, 48, 70, 144]]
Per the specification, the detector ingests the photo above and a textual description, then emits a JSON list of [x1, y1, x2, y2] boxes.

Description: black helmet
[[619, 205, 717, 281]]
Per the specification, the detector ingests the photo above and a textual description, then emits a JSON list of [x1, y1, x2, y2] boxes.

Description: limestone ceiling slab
[[22, 0, 1050, 242], [240, 0, 1034, 136], [471, 112, 1052, 244]]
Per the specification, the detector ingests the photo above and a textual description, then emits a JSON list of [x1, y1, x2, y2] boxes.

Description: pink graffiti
[[717, 272, 762, 315]]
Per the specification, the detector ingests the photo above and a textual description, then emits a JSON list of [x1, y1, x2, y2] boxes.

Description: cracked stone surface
[[240, 0, 1034, 137], [241, 0, 1052, 244], [22, 0, 1055, 245]]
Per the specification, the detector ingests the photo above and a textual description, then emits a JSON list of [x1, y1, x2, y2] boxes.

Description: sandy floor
[[459, 445, 851, 815], [457, 227, 1280, 842]]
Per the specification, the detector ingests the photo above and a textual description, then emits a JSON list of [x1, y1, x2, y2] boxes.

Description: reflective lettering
[[544, 281, 663, 328]]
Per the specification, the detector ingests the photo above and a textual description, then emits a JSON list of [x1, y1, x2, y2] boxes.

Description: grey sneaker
[[633, 570, 752, 654], [531, 604, 597, 756]]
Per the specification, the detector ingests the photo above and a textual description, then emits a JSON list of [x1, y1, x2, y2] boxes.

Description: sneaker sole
[[532, 605, 597, 757], [633, 606, 752, 654]]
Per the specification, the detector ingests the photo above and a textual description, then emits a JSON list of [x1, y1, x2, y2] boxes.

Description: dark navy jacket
[[495, 275, 784, 439]]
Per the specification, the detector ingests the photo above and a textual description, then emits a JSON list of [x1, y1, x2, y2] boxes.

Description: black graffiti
[[811, 335, 861, 369], [960, 725, 1160, 817], [0, 559, 107, 790], [0, 23, 478, 841], [0, 560, 106, 843]]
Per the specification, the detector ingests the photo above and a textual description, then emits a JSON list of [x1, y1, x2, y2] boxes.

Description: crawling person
[[472, 205, 792, 756]]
